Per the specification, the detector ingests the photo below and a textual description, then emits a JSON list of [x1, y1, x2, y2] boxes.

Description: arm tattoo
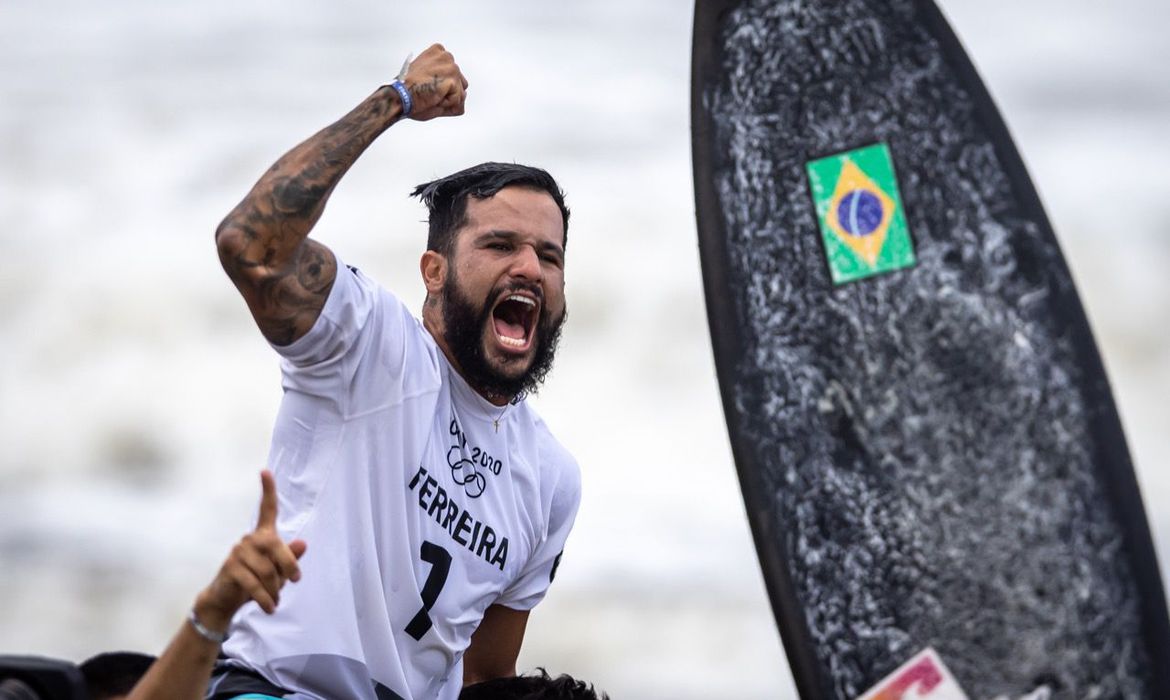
[[217, 86, 397, 344], [240, 239, 337, 346]]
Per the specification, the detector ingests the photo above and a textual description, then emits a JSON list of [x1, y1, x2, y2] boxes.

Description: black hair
[[0, 679, 40, 700], [458, 669, 607, 700], [0, 656, 87, 700], [411, 162, 570, 255], [79, 652, 156, 700]]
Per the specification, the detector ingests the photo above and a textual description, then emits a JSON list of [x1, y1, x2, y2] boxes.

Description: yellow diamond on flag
[[824, 159, 896, 266]]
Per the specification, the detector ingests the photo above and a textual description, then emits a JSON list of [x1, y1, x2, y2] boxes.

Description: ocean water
[[0, 2, 1166, 699]]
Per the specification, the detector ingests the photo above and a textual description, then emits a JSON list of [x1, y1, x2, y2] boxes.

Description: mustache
[[489, 280, 544, 306]]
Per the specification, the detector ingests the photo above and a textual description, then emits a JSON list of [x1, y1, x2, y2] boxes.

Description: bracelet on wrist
[[389, 80, 412, 117], [188, 608, 228, 644]]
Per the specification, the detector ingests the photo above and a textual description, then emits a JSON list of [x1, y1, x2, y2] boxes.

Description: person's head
[[458, 669, 607, 700], [413, 163, 571, 403], [78, 652, 155, 700], [0, 656, 88, 700], [0, 679, 39, 700]]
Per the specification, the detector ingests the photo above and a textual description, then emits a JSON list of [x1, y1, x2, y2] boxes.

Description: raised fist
[[401, 43, 468, 121]]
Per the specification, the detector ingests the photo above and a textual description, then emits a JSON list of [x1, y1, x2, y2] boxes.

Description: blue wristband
[[390, 80, 412, 117]]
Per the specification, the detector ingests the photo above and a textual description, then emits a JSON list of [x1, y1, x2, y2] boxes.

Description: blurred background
[[1, 1, 1167, 698]]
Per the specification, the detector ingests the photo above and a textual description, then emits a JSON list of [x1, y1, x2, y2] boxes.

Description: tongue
[[493, 316, 526, 340]]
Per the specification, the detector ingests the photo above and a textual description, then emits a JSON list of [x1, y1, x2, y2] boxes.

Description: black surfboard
[[690, 1, 1170, 698]]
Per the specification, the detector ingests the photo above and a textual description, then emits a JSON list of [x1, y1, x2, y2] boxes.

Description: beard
[[441, 269, 566, 402]]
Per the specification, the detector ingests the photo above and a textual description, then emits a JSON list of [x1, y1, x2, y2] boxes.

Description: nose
[[509, 244, 543, 281]]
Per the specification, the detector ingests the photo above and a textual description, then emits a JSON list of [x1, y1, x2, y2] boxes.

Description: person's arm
[[215, 44, 468, 346], [461, 605, 530, 686], [126, 471, 306, 700]]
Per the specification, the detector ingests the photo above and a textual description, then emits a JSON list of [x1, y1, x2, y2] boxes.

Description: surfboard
[[690, 1, 1170, 697]]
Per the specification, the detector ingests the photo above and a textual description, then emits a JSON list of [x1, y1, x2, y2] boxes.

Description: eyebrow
[[477, 230, 564, 258]]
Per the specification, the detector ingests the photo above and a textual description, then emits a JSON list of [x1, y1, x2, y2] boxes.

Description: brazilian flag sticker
[[806, 143, 915, 285]]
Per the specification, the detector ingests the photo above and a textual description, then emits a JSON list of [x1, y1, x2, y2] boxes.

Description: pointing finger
[[257, 469, 278, 531]]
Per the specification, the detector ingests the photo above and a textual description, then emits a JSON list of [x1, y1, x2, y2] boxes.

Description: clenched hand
[[402, 43, 469, 121]]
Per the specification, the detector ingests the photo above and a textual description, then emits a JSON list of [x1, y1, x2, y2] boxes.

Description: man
[[209, 44, 581, 700], [110, 475, 596, 700]]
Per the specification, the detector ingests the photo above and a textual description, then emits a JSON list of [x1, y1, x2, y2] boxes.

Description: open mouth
[[491, 292, 539, 352]]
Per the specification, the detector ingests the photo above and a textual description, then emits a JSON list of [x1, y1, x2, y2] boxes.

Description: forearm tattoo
[[217, 87, 397, 344]]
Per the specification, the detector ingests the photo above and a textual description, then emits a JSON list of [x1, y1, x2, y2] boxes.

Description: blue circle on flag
[[837, 190, 884, 236]]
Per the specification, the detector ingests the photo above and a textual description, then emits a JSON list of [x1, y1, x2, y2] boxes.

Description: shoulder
[[277, 260, 443, 411], [275, 261, 399, 359], [337, 264, 438, 362]]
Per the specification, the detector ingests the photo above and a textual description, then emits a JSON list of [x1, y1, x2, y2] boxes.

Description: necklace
[[492, 393, 525, 433]]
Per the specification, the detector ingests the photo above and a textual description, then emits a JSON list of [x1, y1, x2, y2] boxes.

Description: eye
[[487, 241, 512, 252]]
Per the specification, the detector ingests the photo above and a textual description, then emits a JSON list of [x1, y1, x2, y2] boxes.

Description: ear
[[420, 250, 447, 296]]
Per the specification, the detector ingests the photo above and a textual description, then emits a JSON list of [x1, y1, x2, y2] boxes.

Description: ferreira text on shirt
[[408, 464, 511, 571]]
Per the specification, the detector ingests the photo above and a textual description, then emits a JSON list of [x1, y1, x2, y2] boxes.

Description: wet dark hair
[[458, 668, 607, 700], [411, 162, 570, 255]]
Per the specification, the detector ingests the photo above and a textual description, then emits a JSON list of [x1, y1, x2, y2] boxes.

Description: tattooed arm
[[215, 44, 468, 345]]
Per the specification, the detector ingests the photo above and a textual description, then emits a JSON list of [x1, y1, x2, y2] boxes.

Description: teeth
[[498, 335, 526, 347], [507, 294, 536, 307]]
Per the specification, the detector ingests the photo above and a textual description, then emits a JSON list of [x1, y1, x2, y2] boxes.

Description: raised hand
[[216, 40, 466, 346], [123, 473, 309, 700], [401, 43, 469, 121], [192, 470, 308, 635]]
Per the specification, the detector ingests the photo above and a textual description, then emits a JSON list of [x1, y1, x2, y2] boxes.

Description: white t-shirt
[[220, 260, 581, 700]]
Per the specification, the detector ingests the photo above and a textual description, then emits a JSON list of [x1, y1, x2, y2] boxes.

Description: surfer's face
[[425, 186, 567, 401]]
